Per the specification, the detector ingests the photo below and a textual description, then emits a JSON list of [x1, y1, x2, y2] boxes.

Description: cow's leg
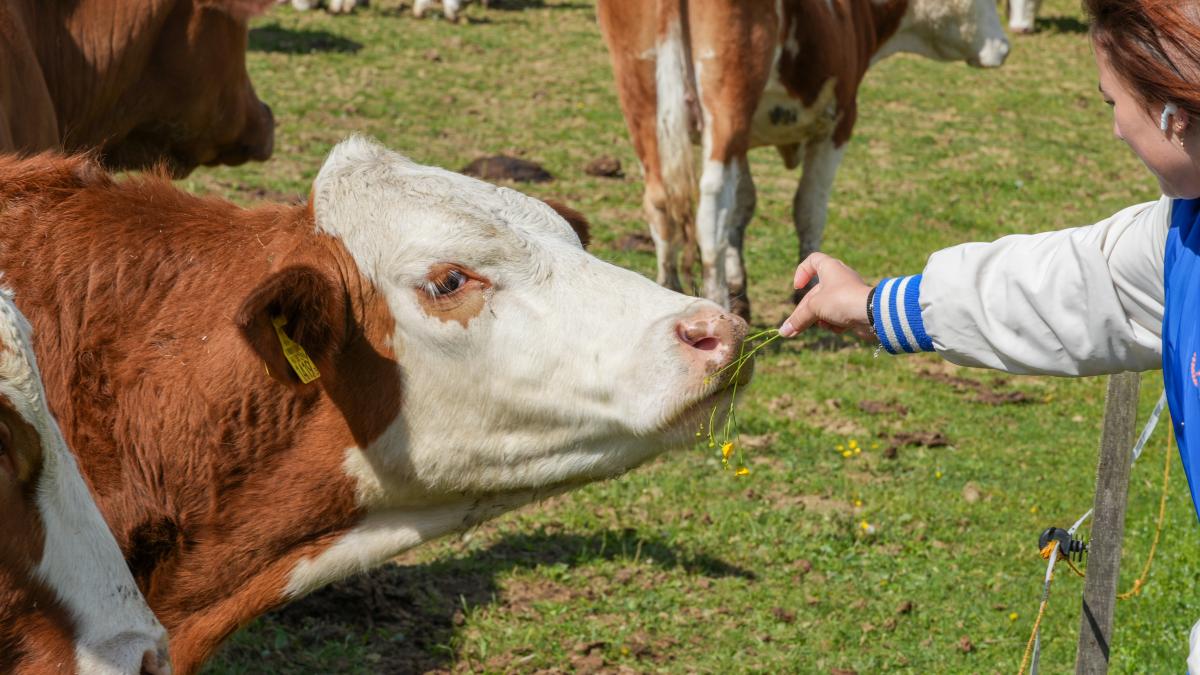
[[645, 178, 686, 292], [290, 0, 317, 10], [724, 155, 755, 319], [413, 0, 433, 17], [596, 3, 690, 292], [688, 2, 773, 311], [791, 137, 845, 302], [444, 0, 464, 20]]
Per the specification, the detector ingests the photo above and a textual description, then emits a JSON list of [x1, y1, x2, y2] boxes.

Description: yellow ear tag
[[271, 316, 321, 384]]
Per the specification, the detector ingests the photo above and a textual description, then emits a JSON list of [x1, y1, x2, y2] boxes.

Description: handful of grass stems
[[701, 328, 780, 476]]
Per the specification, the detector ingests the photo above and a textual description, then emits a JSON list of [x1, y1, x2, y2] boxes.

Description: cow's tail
[[654, 3, 697, 276]]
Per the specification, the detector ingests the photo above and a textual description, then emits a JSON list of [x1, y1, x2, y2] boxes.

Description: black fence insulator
[[1038, 526, 1088, 562]]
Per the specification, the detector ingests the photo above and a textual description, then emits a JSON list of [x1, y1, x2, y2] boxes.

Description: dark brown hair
[[1086, 0, 1200, 119]]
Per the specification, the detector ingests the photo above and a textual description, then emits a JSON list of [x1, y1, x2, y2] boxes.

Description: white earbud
[[1161, 102, 1179, 132]]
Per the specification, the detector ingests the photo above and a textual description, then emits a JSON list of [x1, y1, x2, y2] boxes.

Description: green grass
[[197, 0, 1198, 672]]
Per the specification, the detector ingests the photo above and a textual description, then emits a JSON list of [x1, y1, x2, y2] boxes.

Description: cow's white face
[[884, 0, 1010, 68], [0, 294, 169, 674], [313, 137, 749, 501]]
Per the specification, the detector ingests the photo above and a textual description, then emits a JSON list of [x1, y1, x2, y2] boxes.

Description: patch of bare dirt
[[461, 155, 553, 183], [916, 366, 1036, 405], [584, 156, 623, 178], [881, 431, 951, 459], [767, 395, 866, 437], [764, 491, 854, 515], [858, 399, 909, 416]]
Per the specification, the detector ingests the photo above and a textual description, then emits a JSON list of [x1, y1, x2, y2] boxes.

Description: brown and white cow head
[[880, 0, 1010, 68], [0, 294, 169, 675], [57, 0, 276, 176], [240, 137, 750, 594]]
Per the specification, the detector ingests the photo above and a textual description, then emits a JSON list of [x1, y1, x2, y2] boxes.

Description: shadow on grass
[[249, 23, 363, 54], [486, 0, 591, 10], [215, 529, 752, 673], [1038, 15, 1089, 35]]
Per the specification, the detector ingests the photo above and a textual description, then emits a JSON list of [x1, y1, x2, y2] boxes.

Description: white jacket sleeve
[[872, 196, 1170, 376]]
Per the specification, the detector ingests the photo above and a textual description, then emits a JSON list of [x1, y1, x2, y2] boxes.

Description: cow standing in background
[[0, 140, 750, 673], [0, 0, 276, 176], [0, 292, 170, 675], [597, 0, 1010, 318]]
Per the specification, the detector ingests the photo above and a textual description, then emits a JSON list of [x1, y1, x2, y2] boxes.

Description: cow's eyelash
[[423, 269, 468, 297]]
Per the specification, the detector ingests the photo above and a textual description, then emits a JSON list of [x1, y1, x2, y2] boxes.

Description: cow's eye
[[430, 268, 468, 297]]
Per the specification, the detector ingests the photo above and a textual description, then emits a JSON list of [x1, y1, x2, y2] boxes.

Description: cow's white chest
[[748, 75, 839, 149]]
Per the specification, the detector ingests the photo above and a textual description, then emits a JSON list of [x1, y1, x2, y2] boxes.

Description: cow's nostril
[[676, 322, 722, 351]]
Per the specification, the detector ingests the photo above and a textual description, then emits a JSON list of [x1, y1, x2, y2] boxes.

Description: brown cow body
[[597, 0, 1009, 316], [0, 0, 275, 176], [0, 143, 749, 672]]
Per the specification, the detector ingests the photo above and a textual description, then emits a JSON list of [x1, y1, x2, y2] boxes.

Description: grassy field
[[194, 1, 1198, 672]]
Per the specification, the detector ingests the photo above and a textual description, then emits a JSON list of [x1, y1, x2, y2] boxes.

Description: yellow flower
[[836, 444, 845, 451], [842, 450, 852, 458], [935, 470, 943, 479], [871, 442, 880, 449], [854, 499, 863, 508], [854, 447, 862, 455], [721, 442, 734, 461], [1029, 505, 1039, 514], [860, 520, 870, 530], [1009, 612, 1019, 621], [735, 467, 750, 476], [849, 439, 858, 449]]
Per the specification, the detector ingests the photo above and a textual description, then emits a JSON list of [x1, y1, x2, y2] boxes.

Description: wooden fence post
[[1075, 371, 1141, 674]]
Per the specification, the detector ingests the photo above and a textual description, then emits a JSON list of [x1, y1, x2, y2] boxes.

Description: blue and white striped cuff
[[872, 275, 934, 354]]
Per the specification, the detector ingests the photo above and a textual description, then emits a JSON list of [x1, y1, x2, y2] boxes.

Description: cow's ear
[[543, 199, 591, 249], [235, 266, 347, 388]]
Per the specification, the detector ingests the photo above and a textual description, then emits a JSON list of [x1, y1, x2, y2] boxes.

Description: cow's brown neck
[[0, 154, 402, 672]]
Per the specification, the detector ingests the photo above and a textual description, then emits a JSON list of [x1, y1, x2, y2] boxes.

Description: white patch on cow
[[413, 0, 463, 19], [1007, 0, 1041, 33], [307, 135, 742, 525], [749, 76, 839, 149], [0, 292, 169, 674], [695, 157, 737, 307], [654, 18, 697, 219], [880, 0, 1009, 68]]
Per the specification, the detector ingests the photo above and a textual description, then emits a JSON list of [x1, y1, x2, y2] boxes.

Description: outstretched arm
[[780, 196, 1170, 376]]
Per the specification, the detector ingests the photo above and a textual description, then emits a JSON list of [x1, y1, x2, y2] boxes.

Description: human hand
[[778, 253, 873, 338]]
